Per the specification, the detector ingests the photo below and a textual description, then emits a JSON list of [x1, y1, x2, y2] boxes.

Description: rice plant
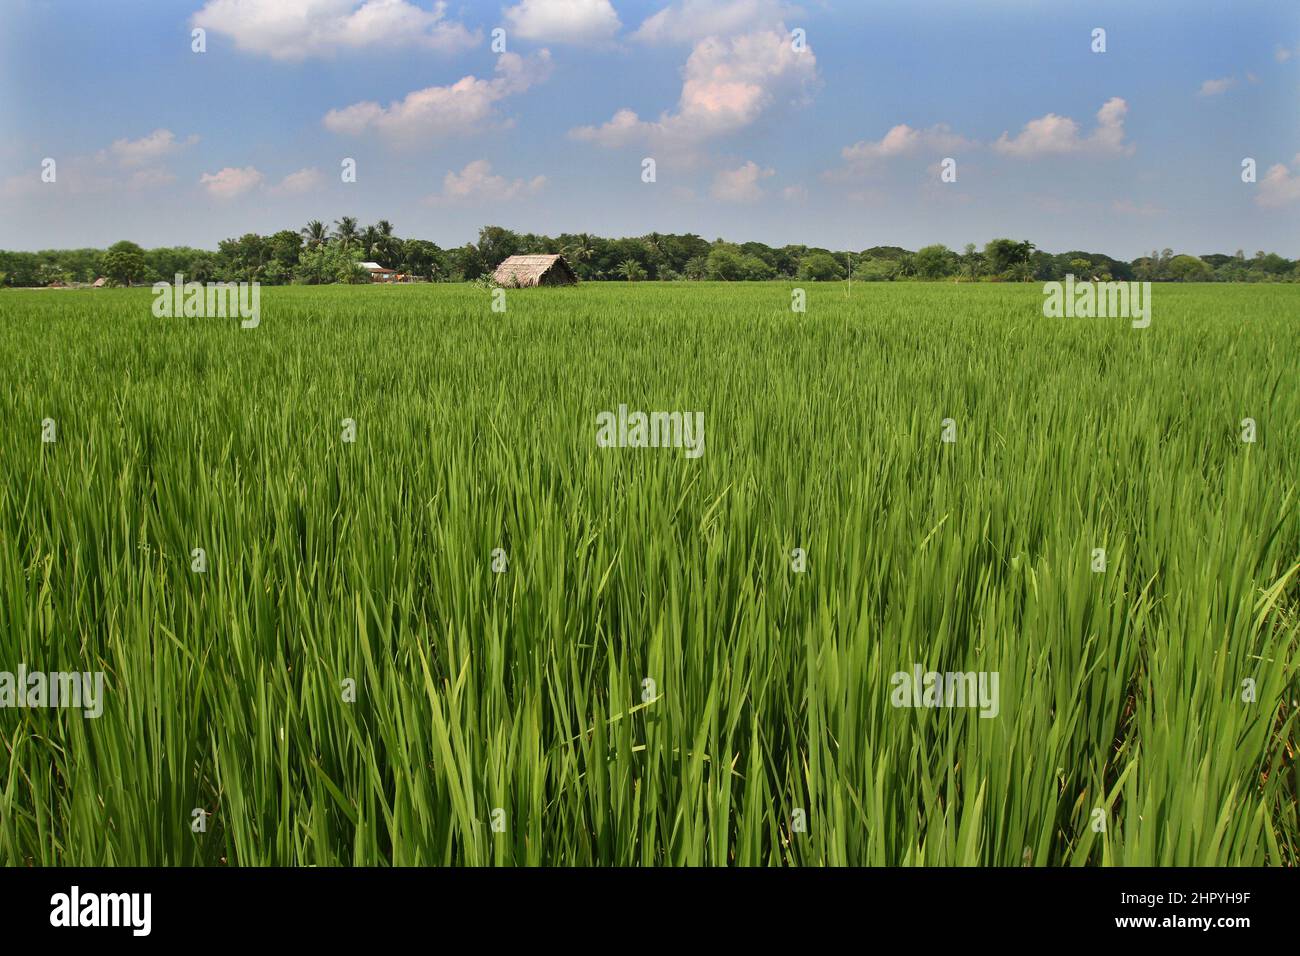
[[0, 281, 1296, 866]]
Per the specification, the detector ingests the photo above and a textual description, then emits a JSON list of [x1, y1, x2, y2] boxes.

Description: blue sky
[[1, 0, 1297, 257]]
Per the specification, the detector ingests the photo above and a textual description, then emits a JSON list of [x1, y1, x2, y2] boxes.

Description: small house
[[360, 261, 399, 283], [491, 254, 578, 288]]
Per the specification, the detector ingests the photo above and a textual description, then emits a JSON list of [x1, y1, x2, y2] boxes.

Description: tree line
[[2, 220, 1296, 287]]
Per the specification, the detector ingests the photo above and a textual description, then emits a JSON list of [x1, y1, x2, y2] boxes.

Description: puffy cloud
[[781, 183, 807, 201], [994, 113, 1080, 156], [710, 160, 773, 201], [829, 100, 1127, 180], [199, 165, 327, 199], [840, 123, 970, 165], [634, 0, 794, 44], [271, 167, 325, 194], [571, 29, 816, 149], [103, 129, 198, 167], [199, 166, 264, 198], [4, 132, 193, 199], [992, 97, 1133, 158], [1198, 77, 1235, 96], [504, 0, 620, 45], [824, 123, 970, 182], [191, 0, 479, 60], [324, 51, 552, 142], [1090, 97, 1131, 153], [1257, 155, 1300, 207], [429, 159, 546, 201], [1275, 45, 1295, 63]]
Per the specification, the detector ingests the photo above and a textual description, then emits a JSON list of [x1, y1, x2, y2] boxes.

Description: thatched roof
[[492, 254, 578, 287]]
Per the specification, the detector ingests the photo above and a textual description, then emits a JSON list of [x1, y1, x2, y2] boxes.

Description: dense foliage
[[2, 221, 1297, 287]]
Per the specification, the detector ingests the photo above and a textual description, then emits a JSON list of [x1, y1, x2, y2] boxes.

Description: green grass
[[0, 280, 1296, 866]]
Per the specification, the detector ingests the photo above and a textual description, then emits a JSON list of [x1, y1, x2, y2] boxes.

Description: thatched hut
[[491, 254, 578, 288]]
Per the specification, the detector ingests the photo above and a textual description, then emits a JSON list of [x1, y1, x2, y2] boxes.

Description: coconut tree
[[563, 233, 598, 280], [618, 259, 647, 282], [375, 220, 398, 265], [332, 216, 360, 252], [564, 233, 595, 266], [361, 225, 381, 260], [641, 232, 667, 277], [300, 220, 328, 250]]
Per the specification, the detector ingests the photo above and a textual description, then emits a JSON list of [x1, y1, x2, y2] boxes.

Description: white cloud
[[711, 160, 773, 201], [570, 29, 816, 149], [825, 99, 1131, 179], [324, 51, 552, 142], [1257, 155, 1300, 207], [197, 165, 325, 199], [200, 166, 265, 199], [992, 97, 1133, 158], [3, 136, 189, 198], [504, 0, 620, 45], [429, 159, 546, 201], [1198, 76, 1235, 96], [572, 107, 642, 146], [192, 0, 479, 60], [825, 123, 971, 182], [1275, 45, 1294, 63], [840, 123, 971, 165], [634, 0, 794, 44], [1089, 97, 1131, 153], [103, 129, 199, 167], [271, 167, 325, 194], [781, 183, 806, 201]]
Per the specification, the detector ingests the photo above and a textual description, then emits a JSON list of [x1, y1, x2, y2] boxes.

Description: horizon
[[0, 222, 1288, 264], [2, 0, 1297, 258]]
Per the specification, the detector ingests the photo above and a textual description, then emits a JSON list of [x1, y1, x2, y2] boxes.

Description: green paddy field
[[0, 281, 1296, 865]]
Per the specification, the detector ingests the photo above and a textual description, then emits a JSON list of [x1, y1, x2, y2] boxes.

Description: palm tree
[[332, 216, 360, 252], [375, 220, 397, 264], [564, 233, 595, 265], [361, 225, 380, 260], [642, 232, 667, 277], [618, 259, 646, 282], [564, 233, 597, 280], [301, 220, 328, 250]]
